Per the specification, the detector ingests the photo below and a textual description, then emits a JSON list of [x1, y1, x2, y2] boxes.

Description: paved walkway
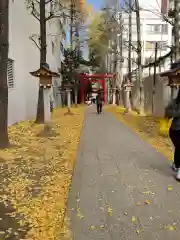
[[67, 106, 180, 240]]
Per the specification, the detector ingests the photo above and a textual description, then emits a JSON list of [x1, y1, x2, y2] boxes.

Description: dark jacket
[[165, 99, 180, 130], [96, 94, 103, 105]]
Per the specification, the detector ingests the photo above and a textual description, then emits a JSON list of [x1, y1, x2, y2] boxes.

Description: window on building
[[146, 24, 168, 34], [145, 41, 156, 50], [7, 59, 14, 89], [154, 24, 161, 33], [52, 41, 55, 55], [162, 24, 168, 34], [146, 24, 161, 34]]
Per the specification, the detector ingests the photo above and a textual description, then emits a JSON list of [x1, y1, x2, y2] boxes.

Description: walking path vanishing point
[[67, 106, 180, 240]]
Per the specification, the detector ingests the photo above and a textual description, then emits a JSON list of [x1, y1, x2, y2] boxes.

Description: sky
[[87, 0, 104, 11]]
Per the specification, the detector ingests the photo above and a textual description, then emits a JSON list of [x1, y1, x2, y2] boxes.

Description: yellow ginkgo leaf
[[145, 200, 151, 205], [90, 225, 95, 230], [143, 191, 155, 195], [108, 207, 113, 216], [167, 185, 172, 191], [132, 216, 136, 223], [166, 224, 176, 231]]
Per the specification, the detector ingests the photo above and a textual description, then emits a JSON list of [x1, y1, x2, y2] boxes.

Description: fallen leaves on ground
[[90, 225, 95, 230], [164, 224, 176, 231], [142, 191, 155, 196], [106, 106, 173, 161], [132, 216, 136, 223], [107, 207, 113, 216], [167, 185, 173, 191], [0, 107, 84, 240], [145, 200, 151, 205]]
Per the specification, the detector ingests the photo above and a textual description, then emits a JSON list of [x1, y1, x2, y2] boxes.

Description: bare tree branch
[[45, 0, 53, 4], [28, 0, 40, 21], [29, 35, 40, 50]]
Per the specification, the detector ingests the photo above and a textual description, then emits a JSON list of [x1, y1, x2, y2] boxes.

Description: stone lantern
[[160, 64, 180, 99], [160, 65, 180, 86], [30, 64, 59, 122], [63, 82, 73, 114], [123, 76, 133, 111]]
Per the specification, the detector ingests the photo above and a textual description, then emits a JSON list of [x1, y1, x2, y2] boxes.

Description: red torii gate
[[78, 73, 115, 103]]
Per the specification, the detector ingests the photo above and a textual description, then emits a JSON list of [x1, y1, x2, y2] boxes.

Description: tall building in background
[[118, 4, 172, 77]]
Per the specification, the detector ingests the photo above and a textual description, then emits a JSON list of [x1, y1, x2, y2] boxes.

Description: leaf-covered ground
[[106, 106, 173, 161], [0, 107, 84, 240]]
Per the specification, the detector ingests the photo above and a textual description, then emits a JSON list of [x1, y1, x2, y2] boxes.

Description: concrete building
[[8, 0, 66, 126], [110, 0, 173, 116], [120, 10, 172, 77]]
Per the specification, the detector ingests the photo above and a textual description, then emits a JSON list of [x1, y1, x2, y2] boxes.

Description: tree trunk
[[119, 13, 123, 106], [126, 0, 132, 112], [0, 0, 9, 148], [172, 0, 180, 99], [135, 0, 144, 115], [35, 0, 46, 123], [174, 0, 180, 61], [128, 0, 132, 82]]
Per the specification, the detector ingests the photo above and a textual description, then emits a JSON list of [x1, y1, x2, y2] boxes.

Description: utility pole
[[152, 42, 158, 115], [66, 0, 74, 111], [171, 0, 180, 99], [119, 12, 123, 105], [124, 0, 132, 112], [128, 0, 132, 82], [174, 0, 180, 61], [135, 0, 144, 115], [112, 0, 118, 104], [70, 0, 74, 67]]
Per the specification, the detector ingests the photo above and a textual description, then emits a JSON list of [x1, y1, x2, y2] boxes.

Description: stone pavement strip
[[67, 106, 180, 240]]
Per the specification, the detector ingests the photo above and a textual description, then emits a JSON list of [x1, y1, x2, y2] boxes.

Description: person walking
[[165, 90, 180, 180], [96, 89, 103, 114]]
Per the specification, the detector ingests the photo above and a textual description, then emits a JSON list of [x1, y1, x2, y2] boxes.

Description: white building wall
[[8, 0, 40, 126], [8, 0, 62, 126], [121, 10, 172, 77]]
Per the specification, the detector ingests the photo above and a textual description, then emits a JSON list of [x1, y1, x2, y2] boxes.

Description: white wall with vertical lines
[[8, 0, 61, 126]]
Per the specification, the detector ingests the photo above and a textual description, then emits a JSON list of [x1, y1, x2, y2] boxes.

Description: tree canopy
[[88, 11, 109, 70]]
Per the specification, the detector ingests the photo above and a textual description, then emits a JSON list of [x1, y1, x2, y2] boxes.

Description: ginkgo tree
[[88, 11, 110, 72]]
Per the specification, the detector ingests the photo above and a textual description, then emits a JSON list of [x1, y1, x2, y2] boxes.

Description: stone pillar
[[75, 91, 78, 106], [123, 84, 132, 112], [112, 88, 116, 105], [67, 89, 71, 111], [43, 88, 51, 122]]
